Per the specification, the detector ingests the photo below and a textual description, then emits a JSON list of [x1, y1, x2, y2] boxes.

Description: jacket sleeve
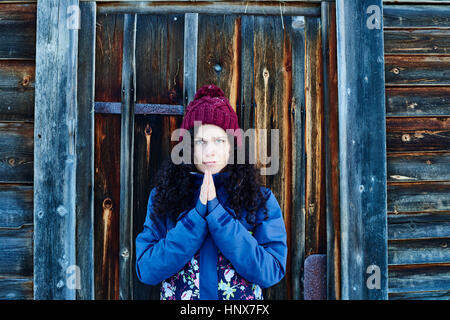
[[135, 187, 209, 285], [206, 187, 287, 289]]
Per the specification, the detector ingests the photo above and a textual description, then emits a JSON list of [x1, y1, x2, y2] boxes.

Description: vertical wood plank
[[94, 13, 124, 300], [197, 14, 240, 109], [321, 2, 341, 300], [289, 15, 307, 300], [133, 13, 185, 300], [34, 0, 79, 299], [254, 14, 291, 300], [183, 13, 198, 106], [336, 0, 388, 299], [240, 15, 255, 133], [76, 1, 96, 300], [304, 16, 326, 258], [119, 13, 137, 300]]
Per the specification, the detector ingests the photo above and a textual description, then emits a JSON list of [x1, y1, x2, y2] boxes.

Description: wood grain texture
[[253, 15, 291, 300], [385, 86, 450, 117], [75, 1, 96, 300], [387, 181, 450, 213], [388, 237, 450, 265], [0, 277, 33, 300], [321, 1, 340, 300], [34, 0, 78, 299], [0, 60, 35, 121], [304, 16, 325, 259], [385, 55, 450, 86], [0, 225, 33, 277], [94, 13, 123, 300], [388, 211, 450, 240], [388, 263, 450, 294], [336, 0, 388, 300], [197, 14, 240, 110], [386, 117, 450, 152], [383, 5, 450, 29], [384, 28, 450, 55], [0, 122, 33, 183], [0, 3, 36, 59], [135, 14, 185, 106], [0, 184, 33, 228], [387, 152, 450, 182]]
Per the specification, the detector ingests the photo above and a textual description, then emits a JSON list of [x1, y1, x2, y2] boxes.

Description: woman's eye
[[195, 140, 204, 145], [216, 139, 225, 143]]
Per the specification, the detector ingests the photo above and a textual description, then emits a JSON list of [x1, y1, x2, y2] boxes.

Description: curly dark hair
[[149, 127, 269, 227]]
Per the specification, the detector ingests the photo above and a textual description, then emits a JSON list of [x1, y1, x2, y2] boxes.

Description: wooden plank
[[387, 152, 450, 182], [388, 263, 450, 293], [0, 3, 36, 59], [95, 14, 123, 103], [388, 237, 450, 265], [388, 212, 450, 240], [0, 122, 33, 183], [0, 60, 35, 121], [383, 5, 450, 29], [135, 13, 184, 106], [288, 14, 306, 301], [94, 114, 121, 300], [183, 13, 198, 106], [240, 15, 255, 132], [94, 13, 123, 300], [0, 277, 33, 300], [336, 0, 388, 300], [133, 13, 184, 299], [132, 113, 182, 300], [75, 1, 96, 300], [389, 289, 450, 300], [95, 102, 184, 115], [253, 15, 290, 300], [34, 0, 79, 300], [386, 87, 450, 117], [304, 16, 325, 259], [197, 14, 240, 110], [97, 2, 321, 16], [386, 117, 450, 152], [321, 1, 340, 301], [384, 28, 450, 55], [388, 181, 450, 213], [0, 184, 33, 228], [385, 55, 450, 86], [119, 13, 137, 300], [0, 225, 33, 277]]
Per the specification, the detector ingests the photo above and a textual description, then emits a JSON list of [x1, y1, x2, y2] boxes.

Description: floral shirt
[[160, 248, 263, 300]]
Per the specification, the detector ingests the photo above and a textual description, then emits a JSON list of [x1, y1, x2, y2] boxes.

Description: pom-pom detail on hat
[[194, 84, 225, 100]]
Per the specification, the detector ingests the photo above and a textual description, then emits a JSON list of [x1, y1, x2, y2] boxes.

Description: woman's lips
[[203, 161, 217, 165]]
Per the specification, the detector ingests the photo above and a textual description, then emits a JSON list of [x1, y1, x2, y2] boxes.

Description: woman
[[135, 84, 287, 300]]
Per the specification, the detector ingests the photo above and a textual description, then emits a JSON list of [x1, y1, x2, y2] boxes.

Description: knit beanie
[[178, 84, 243, 149]]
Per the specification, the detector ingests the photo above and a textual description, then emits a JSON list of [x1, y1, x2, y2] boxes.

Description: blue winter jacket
[[135, 170, 288, 300]]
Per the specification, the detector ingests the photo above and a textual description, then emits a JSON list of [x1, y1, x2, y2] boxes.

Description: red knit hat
[[178, 84, 243, 149]]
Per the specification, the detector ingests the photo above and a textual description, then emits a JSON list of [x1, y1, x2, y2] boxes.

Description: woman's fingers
[[200, 170, 208, 205], [207, 170, 216, 200]]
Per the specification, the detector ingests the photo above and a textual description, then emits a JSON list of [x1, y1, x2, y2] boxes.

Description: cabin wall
[[0, 0, 449, 300], [0, 3, 36, 299], [383, 4, 450, 299]]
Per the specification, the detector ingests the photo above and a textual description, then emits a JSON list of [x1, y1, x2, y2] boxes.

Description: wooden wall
[[383, 4, 450, 299], [0, 3, 36, 299]]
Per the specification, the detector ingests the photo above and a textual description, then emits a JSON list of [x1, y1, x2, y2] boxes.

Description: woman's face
[[193, 124, 231, 174]]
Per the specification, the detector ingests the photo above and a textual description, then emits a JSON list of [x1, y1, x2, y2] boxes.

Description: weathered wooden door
[[86, 1, 339, 300]]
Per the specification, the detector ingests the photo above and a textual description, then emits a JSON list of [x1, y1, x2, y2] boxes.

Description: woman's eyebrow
[[194, 136, 226, 140]]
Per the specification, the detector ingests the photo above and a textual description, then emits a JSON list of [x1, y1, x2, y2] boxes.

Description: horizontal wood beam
[[97, 2, 321, 16], [94, 102, 184, 115]]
